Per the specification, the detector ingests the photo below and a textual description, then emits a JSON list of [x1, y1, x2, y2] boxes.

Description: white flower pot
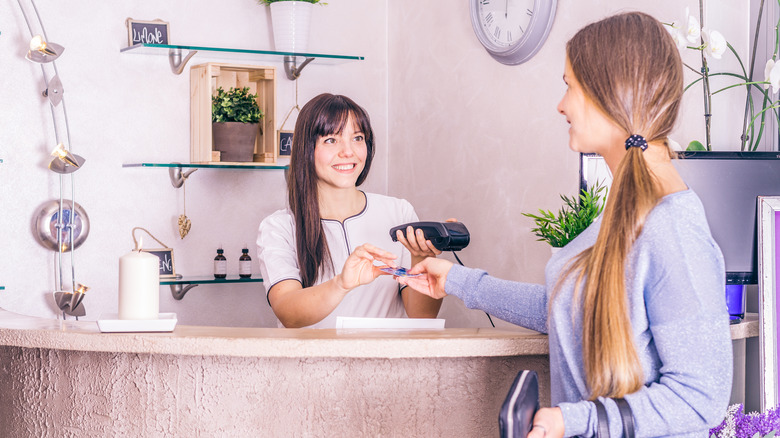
[[270, 1, 313, 53]]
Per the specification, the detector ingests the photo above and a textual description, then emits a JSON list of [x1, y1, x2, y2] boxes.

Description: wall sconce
[[54, 283, 87, 317], [25, 34, 63, 62], [19, 0, 90, 318], [49, 143, 84, 173]]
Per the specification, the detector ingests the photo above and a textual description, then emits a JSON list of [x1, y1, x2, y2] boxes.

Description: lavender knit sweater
[[446, 189, 732, 437]]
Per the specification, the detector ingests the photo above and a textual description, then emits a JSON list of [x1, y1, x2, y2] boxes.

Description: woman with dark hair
[[257, 93, 442, 328], [398, 12, 732, 437]]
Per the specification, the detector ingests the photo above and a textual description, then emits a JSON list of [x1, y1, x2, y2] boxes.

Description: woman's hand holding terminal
[[395, 226, 442, 259]]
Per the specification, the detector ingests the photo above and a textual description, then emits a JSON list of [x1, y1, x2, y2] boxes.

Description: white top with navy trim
[[256, 192, 418, 328]]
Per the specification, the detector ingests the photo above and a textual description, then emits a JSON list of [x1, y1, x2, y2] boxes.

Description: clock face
[[476, 0, 535, 49], [470, 0, 557, 65]]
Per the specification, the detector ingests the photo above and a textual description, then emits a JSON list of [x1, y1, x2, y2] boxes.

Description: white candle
[[118, 246, 160, 320]]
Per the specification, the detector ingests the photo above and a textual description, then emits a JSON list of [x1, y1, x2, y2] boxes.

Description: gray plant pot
[[212, 122, 258, 162]]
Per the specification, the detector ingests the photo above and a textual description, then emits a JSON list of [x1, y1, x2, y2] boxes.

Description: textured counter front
[[0, 309, 549, 437]]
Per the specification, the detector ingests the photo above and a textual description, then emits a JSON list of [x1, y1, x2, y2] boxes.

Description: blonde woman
[[398, 12, 732, 437]]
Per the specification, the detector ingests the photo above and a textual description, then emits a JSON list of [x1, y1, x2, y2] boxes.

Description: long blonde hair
[[562, 12, 683, 399]]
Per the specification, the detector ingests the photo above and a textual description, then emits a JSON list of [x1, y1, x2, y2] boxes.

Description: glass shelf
[[123, 162, 288, 170], [120, 43, 363, 66], [160, 275, 263, 286], [161, 275, 263, 300]]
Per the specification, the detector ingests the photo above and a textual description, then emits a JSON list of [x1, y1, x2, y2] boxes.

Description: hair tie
[[625, 134, 648, 151]]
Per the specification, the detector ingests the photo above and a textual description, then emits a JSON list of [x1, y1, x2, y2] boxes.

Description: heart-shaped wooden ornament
[[178, 214, 191, 239]]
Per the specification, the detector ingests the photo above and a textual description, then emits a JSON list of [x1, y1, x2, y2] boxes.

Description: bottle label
[[214, 260, 227, 275], [239, 261, 252, 276]]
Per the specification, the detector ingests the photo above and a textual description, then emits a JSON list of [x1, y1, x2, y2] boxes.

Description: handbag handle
[[593, 398, 635, 438]]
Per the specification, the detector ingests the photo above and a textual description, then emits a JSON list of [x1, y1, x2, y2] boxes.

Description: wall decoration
[[34, 200, 90, 252], [126, 18, 169, 46], [278, 130, 293, 156], [758, 196, 780, 411], [141, 248, 176, 279], [278, 79, 300, 157], [132, 227, 177, 279]]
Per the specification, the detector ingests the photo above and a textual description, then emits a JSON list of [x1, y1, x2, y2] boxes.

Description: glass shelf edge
[[160, 276, 264, 285], [120, 43, 364, 62], [123, 162, 289, 170]]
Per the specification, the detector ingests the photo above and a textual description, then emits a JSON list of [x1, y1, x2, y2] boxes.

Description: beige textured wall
[[387, 0, 749, 328], [0, 346, 549, 436]]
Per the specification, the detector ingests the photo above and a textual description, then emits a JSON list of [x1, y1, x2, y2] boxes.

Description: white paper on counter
[[97, 313, 177, 333], [335, 317, 444, 329]]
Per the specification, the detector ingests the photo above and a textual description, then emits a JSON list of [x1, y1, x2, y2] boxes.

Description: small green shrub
[[212, 87, 263, 124], [522, 182, 607, 248]]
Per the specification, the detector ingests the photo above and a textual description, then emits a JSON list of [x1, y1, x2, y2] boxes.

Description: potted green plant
[[212, 86, 263, 162], [522, 183, 607, 249], [258, 0, 325, 53]]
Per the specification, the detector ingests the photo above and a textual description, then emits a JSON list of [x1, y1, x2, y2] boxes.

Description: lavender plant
[[710, 404, 780, 438]]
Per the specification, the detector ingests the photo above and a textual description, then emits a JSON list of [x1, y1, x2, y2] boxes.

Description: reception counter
[[0, 309, 550, 437], [0, 309, 757, 436]]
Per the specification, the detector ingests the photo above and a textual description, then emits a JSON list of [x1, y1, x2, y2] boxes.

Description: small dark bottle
[[239, 248, 252, 278], [214, 248, 227, 279]]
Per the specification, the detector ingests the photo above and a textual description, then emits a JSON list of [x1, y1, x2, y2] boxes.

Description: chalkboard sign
[[126, 18, 169, 46], [142, 248, 176, 279], [279, 130, 293, 156]]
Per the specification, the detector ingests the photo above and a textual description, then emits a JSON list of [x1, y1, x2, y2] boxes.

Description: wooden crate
[[190, 63, 277, 165]]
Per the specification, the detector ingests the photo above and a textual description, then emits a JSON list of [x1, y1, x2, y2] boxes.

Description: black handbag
[[594, 398, 635, 438], [499, 370, 540, 438]]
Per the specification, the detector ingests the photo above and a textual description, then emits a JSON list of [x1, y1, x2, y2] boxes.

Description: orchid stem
[[741, 0, 765, 150]]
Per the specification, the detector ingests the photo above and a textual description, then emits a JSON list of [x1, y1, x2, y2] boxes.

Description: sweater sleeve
[[446, 264, 548, 333]]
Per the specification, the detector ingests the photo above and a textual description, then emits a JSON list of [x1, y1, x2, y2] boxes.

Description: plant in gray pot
[[212, 86, 263, 162]]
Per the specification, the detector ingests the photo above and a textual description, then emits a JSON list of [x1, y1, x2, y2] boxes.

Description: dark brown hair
[[562, 12, 683, 399], [287, 93, 375, 287]]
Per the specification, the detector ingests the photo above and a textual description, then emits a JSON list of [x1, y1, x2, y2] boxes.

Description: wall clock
[[469, 0, 557, 65]]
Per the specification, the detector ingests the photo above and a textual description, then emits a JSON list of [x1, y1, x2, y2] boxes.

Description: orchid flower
[[701, 29, 727, 59], [666, 25, 686, 51], [764, 59, 780, 94], [683, 7, 701, 44]]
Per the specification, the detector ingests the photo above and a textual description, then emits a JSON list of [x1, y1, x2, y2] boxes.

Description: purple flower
[[710, 404, 780, 438]]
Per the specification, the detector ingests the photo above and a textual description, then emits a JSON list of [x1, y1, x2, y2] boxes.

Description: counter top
[[0, 309, 548, 359], [732, 312, 759, 340], [0, 309, 757, 359]]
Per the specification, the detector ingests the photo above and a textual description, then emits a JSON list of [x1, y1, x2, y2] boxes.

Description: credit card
[[379, 266, 421, 277]]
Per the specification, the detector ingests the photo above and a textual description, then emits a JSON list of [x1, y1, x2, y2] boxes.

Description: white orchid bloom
[[684, 7, 701, 44], [701, 29, 727, 59], [764, 59, 780, 94], [667, 25, 686, 50]]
